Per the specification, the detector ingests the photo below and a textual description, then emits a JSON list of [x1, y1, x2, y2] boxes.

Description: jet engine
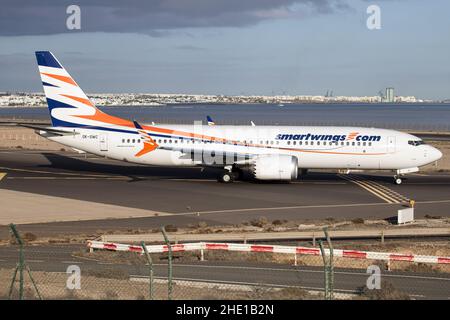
[[251, 155, 298, 181]]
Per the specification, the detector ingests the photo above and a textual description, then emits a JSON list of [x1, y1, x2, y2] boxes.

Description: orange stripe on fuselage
[[135, 141, 158, 157], [73, 112, 387, 156], [41, 73, 77, 86]]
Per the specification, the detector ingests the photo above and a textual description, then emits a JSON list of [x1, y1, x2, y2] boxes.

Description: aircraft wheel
[[218, 171, 234, 183], [394, 176, 402, 185]]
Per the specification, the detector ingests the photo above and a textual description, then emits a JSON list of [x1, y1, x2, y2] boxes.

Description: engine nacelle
[[251, 155, 298, 181]]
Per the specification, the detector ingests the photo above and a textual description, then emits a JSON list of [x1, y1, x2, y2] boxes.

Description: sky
[[0, 0, 449, 100]]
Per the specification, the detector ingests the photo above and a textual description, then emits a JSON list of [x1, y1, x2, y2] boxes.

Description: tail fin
[[35, 51, 131, 129], [206, 115, 215, 126]]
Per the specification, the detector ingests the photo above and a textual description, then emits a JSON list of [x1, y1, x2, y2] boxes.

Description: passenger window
[[357, 142, 361, 146], [127, 139, 130, 143], [363, 142, 366, 146], [369, 142, 372, 146], [352, 142, 355, 146], [122, 139, 125, 143], [293, 141, 296, 145], [346, 142, 350, 146], [287, 141, 291, 145]]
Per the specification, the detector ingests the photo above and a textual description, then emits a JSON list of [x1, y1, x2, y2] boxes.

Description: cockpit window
[[408, 140, 425, 146]]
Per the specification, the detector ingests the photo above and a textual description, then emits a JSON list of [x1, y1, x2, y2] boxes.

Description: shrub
[[250, 217, 269, 228], [164, 225, 178, 232]]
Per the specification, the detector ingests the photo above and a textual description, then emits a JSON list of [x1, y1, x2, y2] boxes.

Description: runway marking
[[0, 172, 6, 181], [152, 263, 450, 281], [132, 275, 359, 293], [7, 176, 129, 181], [0, 166, 122, 179], [61, 261, 83, 264], [176, 201, 397, 216], [339, 174, 409, 204]]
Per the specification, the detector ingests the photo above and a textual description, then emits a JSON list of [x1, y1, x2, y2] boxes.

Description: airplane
[[206, 116, 215, 126], [30, 51, 442, 184]]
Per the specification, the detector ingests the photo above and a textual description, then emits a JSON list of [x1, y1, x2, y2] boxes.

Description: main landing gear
[[218, 171, 234, 183], [217, 165, 242, 183]]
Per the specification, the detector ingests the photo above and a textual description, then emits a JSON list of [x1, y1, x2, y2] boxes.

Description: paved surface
[[0, 150, 449, 238], [0, 244, 449, 299]]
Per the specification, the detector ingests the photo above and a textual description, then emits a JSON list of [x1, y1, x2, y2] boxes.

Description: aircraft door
[[387, 136, 396, 153], [99, 134, 108, 151]]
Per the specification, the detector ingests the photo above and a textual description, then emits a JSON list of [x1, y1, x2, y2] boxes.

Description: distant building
[[385, 87, 395, 103]]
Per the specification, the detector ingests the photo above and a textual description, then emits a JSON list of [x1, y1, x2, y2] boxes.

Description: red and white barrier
[[87, 241, 450, 265]]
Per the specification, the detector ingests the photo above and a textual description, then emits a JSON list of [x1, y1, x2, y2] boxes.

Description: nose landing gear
[[394, 175, 403, 185]]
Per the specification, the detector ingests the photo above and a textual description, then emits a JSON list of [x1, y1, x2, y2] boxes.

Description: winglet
[[133, 120, 159, 157], [133, 120, 144, 130]]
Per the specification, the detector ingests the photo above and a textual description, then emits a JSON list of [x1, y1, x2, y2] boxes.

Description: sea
[[1, 103, 449, 131]]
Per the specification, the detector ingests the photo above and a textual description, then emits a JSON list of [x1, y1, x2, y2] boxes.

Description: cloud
[[0, 0, 349, 36]]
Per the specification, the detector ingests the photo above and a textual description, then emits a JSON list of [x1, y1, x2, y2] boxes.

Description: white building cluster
[[0, 92, 425, 107]]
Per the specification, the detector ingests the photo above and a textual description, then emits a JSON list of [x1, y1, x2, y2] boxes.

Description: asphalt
[[0, 150, 450, 238], [0, 244, 448, 299]]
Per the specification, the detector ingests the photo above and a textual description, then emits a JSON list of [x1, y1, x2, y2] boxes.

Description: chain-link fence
[[1, 226, 450, 300]]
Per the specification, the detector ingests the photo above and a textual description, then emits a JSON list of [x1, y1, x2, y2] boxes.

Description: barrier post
[[161, 226, 173, 300], [141, 241, 154, 300]]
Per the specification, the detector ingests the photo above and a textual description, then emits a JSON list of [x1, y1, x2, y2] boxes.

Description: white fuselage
[[44, 125, 442, 171]]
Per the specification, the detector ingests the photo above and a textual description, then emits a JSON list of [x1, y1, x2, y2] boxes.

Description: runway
[[0, 244, 448, 299], [0, 150, 450, 238]]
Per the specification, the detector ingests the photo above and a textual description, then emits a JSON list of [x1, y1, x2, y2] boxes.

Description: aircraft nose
[[429, 146, 443, 162]]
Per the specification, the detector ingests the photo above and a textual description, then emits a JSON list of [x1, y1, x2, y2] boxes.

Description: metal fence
[[1, 225, 450, 300]]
